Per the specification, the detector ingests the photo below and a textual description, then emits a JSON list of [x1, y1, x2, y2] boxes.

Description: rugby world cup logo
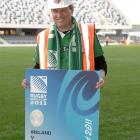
[[30, 76, 47, 93]]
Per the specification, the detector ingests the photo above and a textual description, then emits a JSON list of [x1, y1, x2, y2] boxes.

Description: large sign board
[[25, 69, 100, 140]]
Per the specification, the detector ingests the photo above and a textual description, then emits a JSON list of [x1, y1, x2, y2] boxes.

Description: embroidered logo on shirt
[[60, 46, 77, 53], [48, 50, 57, 69]]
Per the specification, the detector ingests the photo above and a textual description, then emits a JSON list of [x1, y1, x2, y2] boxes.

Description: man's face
[[51, 6, 73, 31]]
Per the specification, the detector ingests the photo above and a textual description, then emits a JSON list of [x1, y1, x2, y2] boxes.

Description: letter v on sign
[[31, 136, 34, 140]]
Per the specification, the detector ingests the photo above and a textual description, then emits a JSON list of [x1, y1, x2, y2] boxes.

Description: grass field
[[0, 45, 140, 140]]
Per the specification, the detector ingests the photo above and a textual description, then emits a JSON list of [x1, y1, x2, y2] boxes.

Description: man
[[22, 0, 107, 88]]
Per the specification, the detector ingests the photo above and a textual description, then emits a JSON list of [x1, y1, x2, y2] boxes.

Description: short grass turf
[[100, 45, 140, 140], [0, 45, 140, 140]]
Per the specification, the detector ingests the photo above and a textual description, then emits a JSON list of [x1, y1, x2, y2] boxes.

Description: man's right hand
[[21, 79, 28, 89]]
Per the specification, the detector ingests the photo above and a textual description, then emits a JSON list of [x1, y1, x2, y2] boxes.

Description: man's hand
[[96, 70, 105, 88], [21, 79, 28, 89]]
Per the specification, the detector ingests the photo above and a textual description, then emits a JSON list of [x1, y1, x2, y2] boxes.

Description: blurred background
[[0, 0, 140, 46]]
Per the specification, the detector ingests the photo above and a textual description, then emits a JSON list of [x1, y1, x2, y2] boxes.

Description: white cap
[[47, 0, 73, 9]]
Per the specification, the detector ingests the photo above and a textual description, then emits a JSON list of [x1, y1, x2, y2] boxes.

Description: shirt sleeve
[[94, 32, 107, 75], [94, 32, 104, 57], [33, 45, 40, 68], [95, 55, 107, 75]]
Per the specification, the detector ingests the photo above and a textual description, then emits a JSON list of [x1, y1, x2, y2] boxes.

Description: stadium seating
[[0, 0, 50, 26], [0, 35, 36, 45], [0, 0, 133, 45], [94, 0, 128, 26], [0, 0, 130, 28]]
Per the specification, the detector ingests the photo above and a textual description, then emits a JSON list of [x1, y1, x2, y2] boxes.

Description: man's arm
[[95, 55, 107, 88], [95, 55, 107, 75]]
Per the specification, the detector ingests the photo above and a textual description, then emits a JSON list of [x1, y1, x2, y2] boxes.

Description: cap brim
[[48, 2, 72, 10], [48, 5, 69, 9]]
